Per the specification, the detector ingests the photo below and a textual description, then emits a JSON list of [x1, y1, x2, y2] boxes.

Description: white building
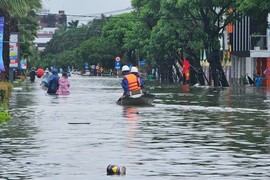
[[34, 27, 58, 52]]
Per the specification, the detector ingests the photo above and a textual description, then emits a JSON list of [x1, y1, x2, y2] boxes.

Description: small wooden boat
[[117, 93, 155, 106]]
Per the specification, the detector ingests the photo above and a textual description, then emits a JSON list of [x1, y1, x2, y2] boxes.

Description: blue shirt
[[255, 76, 263, 86], [121, 71, 130, 95]]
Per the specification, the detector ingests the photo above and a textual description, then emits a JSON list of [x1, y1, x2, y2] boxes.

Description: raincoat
[[47, 69, 60, 94], [56, 77, 70, 95]]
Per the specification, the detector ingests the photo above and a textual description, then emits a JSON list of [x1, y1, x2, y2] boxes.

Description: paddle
[[247, 75, 254, 85], [117, 95, 127, 102]]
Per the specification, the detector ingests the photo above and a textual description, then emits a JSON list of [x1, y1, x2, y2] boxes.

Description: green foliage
[[19, 9, 40, 60], [237, 0, 270, 19], [0, 82, 12, 124], [0, 99, 10, 124], [78, 36, 117, 68], [43, 26, 88, 55], [0, 0, 41, 71], [0, 110, 10, 124], [102, 13, 137, 57], [39, 17, 107, 69], [38, 0, 269, 84]]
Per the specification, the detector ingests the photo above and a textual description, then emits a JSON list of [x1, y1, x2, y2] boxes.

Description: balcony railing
[[250, 35, 268, 50]]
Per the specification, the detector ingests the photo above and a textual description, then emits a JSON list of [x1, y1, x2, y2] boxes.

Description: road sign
[[84, 62, 89, 69], [115, 56, 121, 61], [139, 60, 147, 66], [115, 61, 121, 69]]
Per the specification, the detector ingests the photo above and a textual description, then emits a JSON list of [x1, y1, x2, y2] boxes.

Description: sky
[[42, 0, 132, 23]]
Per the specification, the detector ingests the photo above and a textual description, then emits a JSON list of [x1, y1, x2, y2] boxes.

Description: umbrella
[[37, 68, 44, 78]]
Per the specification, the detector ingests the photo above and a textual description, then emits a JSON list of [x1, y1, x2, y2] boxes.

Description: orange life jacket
[[124, 74, 141, 91]]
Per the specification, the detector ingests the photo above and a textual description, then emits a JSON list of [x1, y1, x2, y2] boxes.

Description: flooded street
[[1, 76, 270, 179]]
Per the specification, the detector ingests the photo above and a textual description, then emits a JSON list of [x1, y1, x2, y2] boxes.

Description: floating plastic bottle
[[107, 164, 126, 175]]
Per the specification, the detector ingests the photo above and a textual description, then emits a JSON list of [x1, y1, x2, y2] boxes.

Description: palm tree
[[68, 20, 79, 28], [0, 0, 41, 79]]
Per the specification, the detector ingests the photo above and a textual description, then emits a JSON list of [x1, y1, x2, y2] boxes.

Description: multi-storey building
[[228, 13, 270, 86], [34, 10, 67, 52]]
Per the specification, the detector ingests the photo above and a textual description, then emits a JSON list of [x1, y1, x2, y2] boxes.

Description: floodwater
[[1, 76, 270, 180]]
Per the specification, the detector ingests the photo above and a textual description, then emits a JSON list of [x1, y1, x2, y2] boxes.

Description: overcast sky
[[42, 0, 132, 15]]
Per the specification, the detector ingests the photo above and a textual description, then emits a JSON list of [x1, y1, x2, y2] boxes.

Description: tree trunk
[[168, 58, 173, 83], [158, 57, 173, 83], [126, 50, 136, 65], [209, 48, 229, 87], [179, 49, 206, 86]]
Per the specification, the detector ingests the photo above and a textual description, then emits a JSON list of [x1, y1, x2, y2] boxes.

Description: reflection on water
[[123, 107, 139, 149], [1, 77, 270, 179], [123, 107, 139, 120]]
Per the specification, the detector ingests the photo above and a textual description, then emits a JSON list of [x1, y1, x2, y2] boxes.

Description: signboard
[[115, 56, 121, 69], [115, 56, 121, 61], [0, 17, 5, 71], [84, 62, 89, 69], [268, 13, 270, 51], [139, 59, 147, 66], [20, 59, 27, 70], [9, 33, 19, 68], [115, 61, 121, 69]]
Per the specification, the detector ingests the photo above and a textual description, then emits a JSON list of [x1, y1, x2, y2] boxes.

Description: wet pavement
[[1, 76, 270, 179]]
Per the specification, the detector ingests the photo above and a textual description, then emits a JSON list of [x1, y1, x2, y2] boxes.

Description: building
[[228, 13, 270, 86], [34, 27, 58, 52], [34, 11, 67, 52]]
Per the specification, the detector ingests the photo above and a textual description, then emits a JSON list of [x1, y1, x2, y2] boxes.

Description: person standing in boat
[[47, 68, 60, 95], [130, 66, 145, 90], [56, 72, 70, 95], [121, 65, 141, 96]]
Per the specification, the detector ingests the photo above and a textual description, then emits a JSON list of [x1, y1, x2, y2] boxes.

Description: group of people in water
[[29, 65, 145, 97], [30, 67, 70, 95]]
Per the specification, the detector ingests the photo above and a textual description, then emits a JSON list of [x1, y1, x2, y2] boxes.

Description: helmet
[[122, 65, 129, 72], [131, 66, 138, 73]]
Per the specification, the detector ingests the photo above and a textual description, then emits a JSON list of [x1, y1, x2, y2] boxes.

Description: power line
[[79, 7, 134, 16], [38, 7, 134, 18]]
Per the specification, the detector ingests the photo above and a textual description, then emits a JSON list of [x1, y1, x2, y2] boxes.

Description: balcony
[[250, 35, 270, 57]]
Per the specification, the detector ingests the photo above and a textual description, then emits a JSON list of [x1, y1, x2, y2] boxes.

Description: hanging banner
[[9, 33, 19, 68], [0, 17, 5, 71], [267, 13, 270, 51], [20, 58, 27, 70]]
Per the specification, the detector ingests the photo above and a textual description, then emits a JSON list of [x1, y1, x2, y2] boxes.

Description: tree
[[0, 0, 41, 77], [159, 0, 206, 85], [102, 13, 138, 65], [172, 0, 240, 87], [19, 9, 40, 60], [68, 20, 79, 28], [39, 16, 107, 69], [237, 0, 270, 19], [78, 37, 117, 69]]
